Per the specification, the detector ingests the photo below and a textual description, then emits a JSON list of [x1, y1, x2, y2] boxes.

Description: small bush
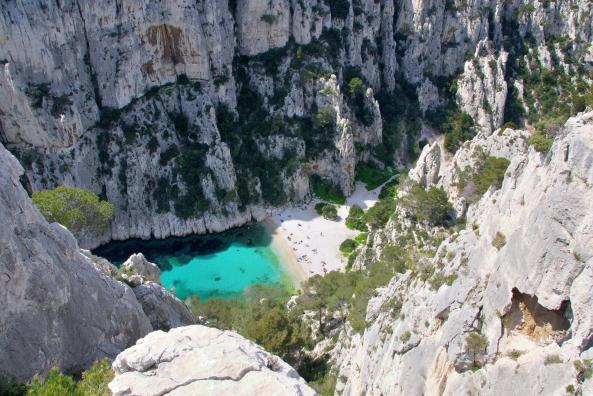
[[315, 202, 330, 215], [527, 132, 554, 153], [400, 184, 453, 226], [310, 175, 346, 204], [260, 14, 277, 24], [347, 77, 364, 96], [378, 178, 399, 199], [574, 359, 592, 380], [355, 162, 393, 190], [314, 108, 336, 130], [339, 239, 358, 255], [0, 380, 27, 396], [345, 205, 367, 231], [465, 332, 488, 366], [544, 354, 563, 365], [363, 199, 396, 228], [492, 232, 506, 250], [400, 330, 411, 342], [321, 204, 338, 220], [27, 358, 113, 396], [429, 273, 458, 290], [472, 156, 510, 195]]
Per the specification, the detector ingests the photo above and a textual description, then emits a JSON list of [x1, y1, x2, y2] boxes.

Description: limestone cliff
[[331, 112, 593, 395], [109, 325, 316, 396], [2, 0, 590, 247], [0, 142, 194, 382]]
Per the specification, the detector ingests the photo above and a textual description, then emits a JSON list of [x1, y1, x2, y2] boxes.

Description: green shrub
[[400, 184, 453, 226], [363, 199, 396, 228], [314, 108, 336, 130], [427, 103, 475, 153], [378, 178, 399, 199], [544, 354, 563, 365], [355, 162, 393, 190], [471, 156, 510, 196], [354, 233, 367, 244], [28, 368, 76, 396], [27, 358, 113, 396], [315, 202, 329, 215], [339, 239, 358, 255], [345, 205, 367, 231], [400, 330, 411, 342], [347, 77, 364, 96], [430, 273, 458, 289], [260, 14, 277, 24], [321, 204, 338, 220], [574, 359, 592, 380], [456, 154, 510, 202], [527, 132, 554, 153], [0, 380, 27, 396], [491, 232, 506, 250], [32, 186, 115, 239], [310, 175, 346, 204], [465, 332, 488, 366], [189, 287, 313, 372]]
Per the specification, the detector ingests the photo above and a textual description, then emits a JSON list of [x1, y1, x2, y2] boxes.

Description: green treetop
[[32, 186, 115, 240]]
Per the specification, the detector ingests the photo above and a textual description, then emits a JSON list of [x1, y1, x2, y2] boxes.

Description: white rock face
[[457, 41, 508, 132], [0, 142, 153, 381], [109, 325, 316, 396], [333, 111, 593, 395], [0, 141, 197, 381], [121, 253, 161, 283], [1, 0, 591, 248]]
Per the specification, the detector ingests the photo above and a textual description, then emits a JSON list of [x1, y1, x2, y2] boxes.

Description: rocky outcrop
[[109, 325, 316, 396], [0, 142, 153, 381], [121, 253, 161, 283], [0, 142, 196, 381], [132, 282, 196, 332], [332, 111, 593, 395]]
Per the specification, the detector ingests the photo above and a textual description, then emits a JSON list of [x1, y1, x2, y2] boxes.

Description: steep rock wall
[[0, 142, 194, 381], [332, 111, 593, 395], [0, 0, 591, 247]]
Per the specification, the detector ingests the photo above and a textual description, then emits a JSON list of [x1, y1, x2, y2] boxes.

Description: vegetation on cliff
[[32, 186, 114, 239]]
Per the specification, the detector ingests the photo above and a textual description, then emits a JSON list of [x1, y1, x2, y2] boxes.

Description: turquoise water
[[93, 224, 292, 301]]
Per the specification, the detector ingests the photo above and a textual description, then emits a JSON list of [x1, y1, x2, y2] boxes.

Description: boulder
[[133, 282, 196, 331], [121, 253, 161, 283], [109, 325, 317, 396]]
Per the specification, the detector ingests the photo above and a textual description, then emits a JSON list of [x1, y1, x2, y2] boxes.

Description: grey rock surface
[[109, 325, 317, 396], [0, 142, 152, 381], [121, 253, 161, 283], [132, 282, 196, 332], [333, 111, 593, 395]]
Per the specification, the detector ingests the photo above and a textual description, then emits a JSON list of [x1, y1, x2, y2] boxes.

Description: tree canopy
[[32, 186, 115, 239]]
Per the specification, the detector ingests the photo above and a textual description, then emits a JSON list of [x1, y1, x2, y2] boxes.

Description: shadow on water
[[92, 223, 273, 270]]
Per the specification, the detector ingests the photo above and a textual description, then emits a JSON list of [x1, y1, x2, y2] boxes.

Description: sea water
[[93, 224, 292, 301]]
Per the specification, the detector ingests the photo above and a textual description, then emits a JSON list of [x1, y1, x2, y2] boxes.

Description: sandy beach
[[267, 181, 382, 282]]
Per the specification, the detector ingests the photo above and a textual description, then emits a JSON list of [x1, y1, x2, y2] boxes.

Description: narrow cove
[[92, 223, 296, 301]]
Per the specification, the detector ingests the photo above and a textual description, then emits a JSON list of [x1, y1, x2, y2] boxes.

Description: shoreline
[[266, 181, 381, 280], [264, 219, 308, 287]]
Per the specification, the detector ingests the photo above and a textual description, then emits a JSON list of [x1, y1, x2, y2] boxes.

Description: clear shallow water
[[92, 224, 292, 301]]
